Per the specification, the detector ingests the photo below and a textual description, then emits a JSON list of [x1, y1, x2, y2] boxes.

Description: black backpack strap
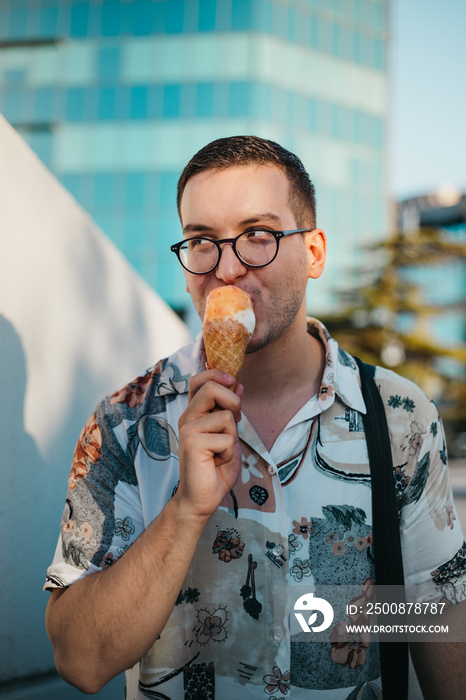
[[354, 357, 408, 700]]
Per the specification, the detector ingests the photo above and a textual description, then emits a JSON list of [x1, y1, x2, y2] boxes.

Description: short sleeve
[[378, 367, 466, 605], [44, 398, 144, 590]]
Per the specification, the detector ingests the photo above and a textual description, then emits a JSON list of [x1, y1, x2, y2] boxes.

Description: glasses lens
[[236, 230, 278, 267], [180, 238, 218, 273]]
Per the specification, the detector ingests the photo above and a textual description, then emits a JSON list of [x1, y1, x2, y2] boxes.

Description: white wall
[[0, 115, 190, 689]]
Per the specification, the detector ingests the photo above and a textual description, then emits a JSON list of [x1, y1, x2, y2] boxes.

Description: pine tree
[[320, 227, 466, 449]]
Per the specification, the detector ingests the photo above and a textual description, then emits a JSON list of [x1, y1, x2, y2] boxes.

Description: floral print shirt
[[45, 319, 466, 700]]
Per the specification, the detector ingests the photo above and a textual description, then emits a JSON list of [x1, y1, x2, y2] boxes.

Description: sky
[[390, 0, 466, 200]]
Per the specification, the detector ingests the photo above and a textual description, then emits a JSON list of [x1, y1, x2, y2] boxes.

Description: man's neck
[[238, 318, 325, 450]]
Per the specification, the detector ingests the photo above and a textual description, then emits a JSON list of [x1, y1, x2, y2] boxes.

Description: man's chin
[[245, 335, 269, 355]]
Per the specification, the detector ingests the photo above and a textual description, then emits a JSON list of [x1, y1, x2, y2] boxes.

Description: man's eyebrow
[[182, 223, 213, 235], [182, 213, 282, 236], [239, 213, 282, 226]]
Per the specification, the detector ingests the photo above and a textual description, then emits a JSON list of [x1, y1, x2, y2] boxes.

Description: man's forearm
[[46, 496, 210, 694]]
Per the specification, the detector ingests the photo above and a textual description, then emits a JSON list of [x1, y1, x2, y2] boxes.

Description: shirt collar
[[155, 319, 366, 415], [308, 318, 366, 414]]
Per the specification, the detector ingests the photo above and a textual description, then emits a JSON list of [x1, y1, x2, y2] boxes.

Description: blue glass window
[[144, 174, 161, 212], [30, 130, 53, 167], [130, 85, 148, 119], [97, 46, 120, 79], [131, 1, 164, 35], [70, 3, 89, 37], [60, 174, 82, 203], [160, 171, 179, 210], [252, 82, 271, 119], [26, 8, 41, 36], [308, 98, 317, 131], [216, 0, 232, 30], [374, 117, 384, 149], [358, 113, 376, 147], [83, 87, 99, 121], [56, 5, 71, 35], [229, 82, 250, 117], [337, 106, 356, 142], [115, 86, 132, 119], [94, 173, 114, 209], [126, 173, 146, 208], [294, 9, 312, 46], [272, 1, 288, 39], [39, 7, 58, 36], [359, 0, 375, 29], [181, 83, 196, 118], [310, 15, 318, 48], [338, 0, 355, 22], [316, 101, 332, 136], [9, 9, 27, 38], [87, 4, 102, 36], [270, 86, 286, 124], [183, 0, 199, 32], [113, 173, 127, 209], [4, 69, 26, 86], [163, 84, 181, 118], [157, 260, 185, 301], [0, 10, 9, 40], [331, 104, 339, 138], [34, 87, 54, 122], [66, 87, 85, 121], [196, 82, 214, 118], [165, 0, 184, 33], [336, 24, 355, 60], [231, 0, 252, 30], [147, 85, 164, 119], [316, 18, 333, 52], [293, 94, 309, 130], [18, 95, 37, 126], [98, 88, 116, 120], [214, 83, 229, 117], [287, 7, 296, 41], [3, 91, 22, 122], [76, 173, 94, 210], [374, 37, 385, 70], [125, 217, 146, 249], [199, 0, 217, 31], [374, 2, 384, 31], [357, 33, 375, 66], [101, 3, 121, 37]]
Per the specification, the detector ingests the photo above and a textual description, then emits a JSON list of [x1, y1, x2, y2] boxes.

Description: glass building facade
[[398, 193, 466, 355], [0, 0, 390, 320]]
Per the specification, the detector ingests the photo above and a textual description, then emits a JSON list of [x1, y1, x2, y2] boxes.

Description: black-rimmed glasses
[[170, 229, 312, 275]]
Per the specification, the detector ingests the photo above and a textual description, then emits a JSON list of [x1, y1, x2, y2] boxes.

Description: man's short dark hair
[[177, 135, 316, 228]]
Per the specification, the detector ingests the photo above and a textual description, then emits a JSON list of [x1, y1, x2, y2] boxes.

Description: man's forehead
[[179, 163, 290, 218], [180, 164, 291, 231]]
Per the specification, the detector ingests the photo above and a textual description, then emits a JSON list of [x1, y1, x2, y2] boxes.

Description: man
[[45, 136, 466, 699]]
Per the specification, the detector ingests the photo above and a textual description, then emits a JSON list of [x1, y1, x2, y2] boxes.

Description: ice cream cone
[[203, 286, 255, 387]]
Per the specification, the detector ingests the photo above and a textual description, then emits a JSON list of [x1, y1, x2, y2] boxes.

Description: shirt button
[[267, 465, 276, 475], [273, 626, 284, 641]]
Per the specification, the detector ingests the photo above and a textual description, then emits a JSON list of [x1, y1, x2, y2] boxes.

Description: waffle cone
[[203, 318, 250, 383]]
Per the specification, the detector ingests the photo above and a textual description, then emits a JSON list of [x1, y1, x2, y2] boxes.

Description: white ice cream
[[232, 307, 256, 334]]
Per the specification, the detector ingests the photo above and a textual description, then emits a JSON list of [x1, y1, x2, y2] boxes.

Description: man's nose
[[215, 241, 247, 284]]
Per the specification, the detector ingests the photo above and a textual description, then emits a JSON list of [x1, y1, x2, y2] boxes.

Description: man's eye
[[187, 238, 213, 251], [245, 229, 270, 239]]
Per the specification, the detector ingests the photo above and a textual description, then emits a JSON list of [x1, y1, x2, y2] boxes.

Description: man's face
[[179, 164, 325, 353]]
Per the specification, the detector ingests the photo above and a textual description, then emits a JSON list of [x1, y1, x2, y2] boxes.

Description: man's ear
[[305, 228, 326, 279]]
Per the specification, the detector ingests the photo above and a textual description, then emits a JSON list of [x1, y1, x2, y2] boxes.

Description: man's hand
[[46, 369, 244, 694], [175, 369, 243, 519]]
